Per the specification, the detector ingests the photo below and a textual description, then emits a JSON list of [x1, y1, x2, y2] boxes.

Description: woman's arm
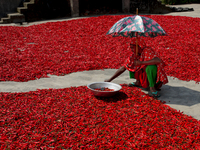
[[134, 57, 161, 66], [104, 66, 126, 82]]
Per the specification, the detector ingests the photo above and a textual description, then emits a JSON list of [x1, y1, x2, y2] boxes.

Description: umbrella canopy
[[107, 15, 167, 55], [107, 15, 167, 38]]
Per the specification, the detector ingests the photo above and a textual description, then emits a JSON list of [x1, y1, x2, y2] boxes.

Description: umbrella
[[107, 9, 167, 55]]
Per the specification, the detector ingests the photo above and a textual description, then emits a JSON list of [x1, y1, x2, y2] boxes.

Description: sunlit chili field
[[0, 15, 200, 82], [1, 86, 200, 149], [1, 15, 200, 149]]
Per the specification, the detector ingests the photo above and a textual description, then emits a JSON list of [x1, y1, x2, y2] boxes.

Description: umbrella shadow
[[95, 91, 128, 103], [158, 84, 200, 107], [118, 83, 200, 107]]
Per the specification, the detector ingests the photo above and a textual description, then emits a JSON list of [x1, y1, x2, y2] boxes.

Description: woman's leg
[[129, 71, 135, 79], [145, 65, 158, 93], [145, 65, 157, 87], [129, 71, 141, 86]]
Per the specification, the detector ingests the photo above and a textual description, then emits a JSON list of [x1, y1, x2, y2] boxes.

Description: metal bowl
[[87, 82, 122, 97]]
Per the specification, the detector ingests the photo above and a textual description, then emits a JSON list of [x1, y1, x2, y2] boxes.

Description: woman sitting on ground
[[105, 39, 168, 98]]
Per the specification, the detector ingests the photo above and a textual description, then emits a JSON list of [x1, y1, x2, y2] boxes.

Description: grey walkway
[[0, 4, 200, 120]]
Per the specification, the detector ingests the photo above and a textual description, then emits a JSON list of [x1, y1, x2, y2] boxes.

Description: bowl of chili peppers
[[87, 82, 122, 97]]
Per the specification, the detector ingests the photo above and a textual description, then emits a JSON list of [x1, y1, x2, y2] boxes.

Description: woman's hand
[[134, 60, 142, 66], [135, 57, 161, 66], [104, 79, 111, 82]]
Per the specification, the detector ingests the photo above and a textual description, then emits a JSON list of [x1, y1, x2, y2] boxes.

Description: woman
[[105, 39, 168, 98]]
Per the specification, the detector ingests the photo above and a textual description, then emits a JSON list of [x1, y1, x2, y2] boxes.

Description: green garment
[[129, 65, 159, 87]]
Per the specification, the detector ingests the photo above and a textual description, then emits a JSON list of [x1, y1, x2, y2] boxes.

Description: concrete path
[[165, 4, 200, 18], [0, 4, 200, 120]]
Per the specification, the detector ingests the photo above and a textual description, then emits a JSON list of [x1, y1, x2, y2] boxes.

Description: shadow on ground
[[159, 84, 200, 106]]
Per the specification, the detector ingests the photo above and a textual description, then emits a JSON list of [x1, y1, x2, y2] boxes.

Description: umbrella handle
[[136, 8, 138, 56]]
